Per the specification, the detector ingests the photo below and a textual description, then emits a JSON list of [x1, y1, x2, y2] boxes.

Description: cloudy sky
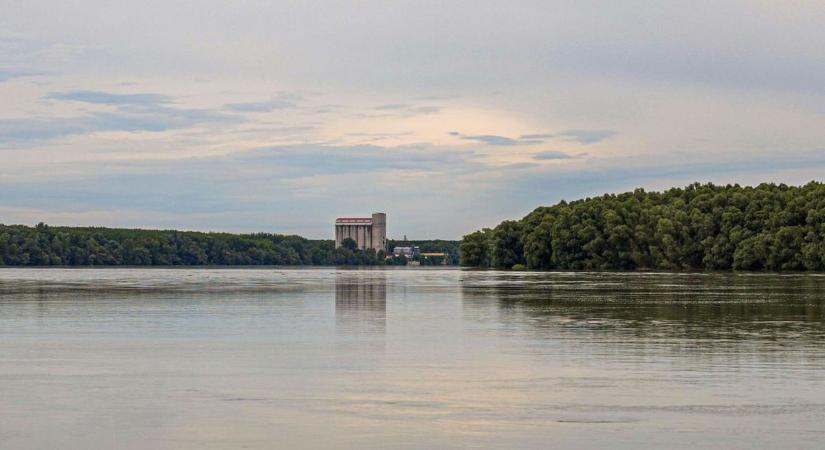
[[2, 1, 824, 238]]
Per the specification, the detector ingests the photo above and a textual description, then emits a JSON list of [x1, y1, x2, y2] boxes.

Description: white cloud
[[1, 1, 825, 236]]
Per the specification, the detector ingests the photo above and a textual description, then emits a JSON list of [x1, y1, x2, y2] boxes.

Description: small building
[[335, 212, 387, 252], [421, 252, 450, 265], [393, 246, 420, 258]]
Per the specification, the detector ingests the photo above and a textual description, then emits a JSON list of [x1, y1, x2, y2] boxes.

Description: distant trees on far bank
[[0, 224, 458, 267], [460, 182, 825, 271]]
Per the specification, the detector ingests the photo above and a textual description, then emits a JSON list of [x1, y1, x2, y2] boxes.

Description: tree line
[[0, 223, 457, 266], [460, 182, 825, 271]]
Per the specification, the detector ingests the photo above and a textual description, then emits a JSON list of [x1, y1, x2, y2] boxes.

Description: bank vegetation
[[460, 182, 825, 271]]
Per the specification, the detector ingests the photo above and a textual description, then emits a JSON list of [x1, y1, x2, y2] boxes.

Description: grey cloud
[[408, 106, 440, 114], [345, 131, 414, 143], [457, 133, 543, 146], [0, 69, 42, 83], [468, 148, 825, 235], [556, 130, 615, 145], [1, 95, 240, 143], [461, 135, 525, 146], [45, 90, 171, 106], [0, 117, 96, 141], [5, 144, 825, 239], [235, 144, 480, 176], [224, 99, 296, 113], [464, 135, 519, 145], [0, 33, 95, 83], [533, 151, 572, 160], [6, 3, 825, 95], [92, 107, 237, 131], [517, 130, 616, 145], [368, 103, 440, 117], [3, 2, 825, 239], [511, 149, 825, 203], [501, 162, 540, 170], [223, 92, 302, 113], [33, 89, 240, 138], [0, 142, 489, 220], [374, 103, 410, 110]]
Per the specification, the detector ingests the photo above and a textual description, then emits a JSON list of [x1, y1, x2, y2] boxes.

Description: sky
[[1, 0, 825, 239]]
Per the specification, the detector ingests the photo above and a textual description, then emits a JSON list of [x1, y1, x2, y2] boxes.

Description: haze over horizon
[[2, 1, 825, 239]]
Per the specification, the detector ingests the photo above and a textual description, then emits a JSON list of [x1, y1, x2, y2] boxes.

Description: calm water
[[2, 268, 825, 449]]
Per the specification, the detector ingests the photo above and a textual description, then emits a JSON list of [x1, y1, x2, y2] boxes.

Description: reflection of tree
[[335, 270, 387, 335], [461, 272, 825, 342]]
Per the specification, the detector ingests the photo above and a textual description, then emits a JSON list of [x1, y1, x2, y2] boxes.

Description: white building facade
[[335, 212, 387, 252]]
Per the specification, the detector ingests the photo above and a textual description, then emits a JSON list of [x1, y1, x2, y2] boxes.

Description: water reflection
[[3, 268, 825, 449], [461, 272, 825, 351], [335, 270, 387, 335]]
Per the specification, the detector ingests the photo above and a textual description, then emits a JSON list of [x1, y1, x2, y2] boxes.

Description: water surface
[[2, 268, 825, 449]]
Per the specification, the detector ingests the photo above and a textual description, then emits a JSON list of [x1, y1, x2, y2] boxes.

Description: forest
[[460, 182, 825, 271], [0, 223, 458, 266]]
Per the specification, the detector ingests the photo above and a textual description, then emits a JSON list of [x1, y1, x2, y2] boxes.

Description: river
[[1, 268, 824, 449]]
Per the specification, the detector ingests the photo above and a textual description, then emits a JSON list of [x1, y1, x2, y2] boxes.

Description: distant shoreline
[[2, 265, 823, 275], [0, 223, 459, 267]]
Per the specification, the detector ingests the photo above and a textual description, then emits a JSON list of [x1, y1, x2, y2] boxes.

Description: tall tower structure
[[370, 212, 386, 253], [335, 212, 387, 252]]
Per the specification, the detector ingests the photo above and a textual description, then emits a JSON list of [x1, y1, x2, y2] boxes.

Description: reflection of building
[[335, 270, 386, 334], [335, 212, 387, 252]]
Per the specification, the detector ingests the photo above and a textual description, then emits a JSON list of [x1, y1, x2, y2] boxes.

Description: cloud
[[1, 91, 240, 142], [407, 106, 440, 114], [509, 149, 825, 205], [0, 110, 233, 142], [556, 130, 615, 145], [459, 134, 541, 146], [501, 162, 540, 170], [0, 32, 93, 82], [517, 130, 616, 145], [224, 99, 296, 112], [456, 129, 616, 147], [223, 92, 301, 113], [519, 133, 555, 140], [367, 103, 440, 117], [235, 143, 479, 176], [2, 2, 825, 238], [45, 90, 171, 106], [0, 142, 495, 236], [0, 69, 42, 83], [4, 143, 825, 239], [533, 151, 572, 160], [374, 103, 409, 110]]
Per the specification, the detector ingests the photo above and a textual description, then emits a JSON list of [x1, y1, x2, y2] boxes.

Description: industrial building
[[393, 246, 420, 258], [335, 212, 387, 252]]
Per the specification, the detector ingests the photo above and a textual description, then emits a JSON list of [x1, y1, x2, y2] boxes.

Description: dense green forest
[[0, 223, 458, 266], [460, 182, 825, 271]]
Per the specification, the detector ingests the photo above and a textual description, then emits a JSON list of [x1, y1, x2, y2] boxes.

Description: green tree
[[341, 237, 357, 251], [460, 181, 825, 272], [490, 221, 524, 269], [459, 229, 492, 267]]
